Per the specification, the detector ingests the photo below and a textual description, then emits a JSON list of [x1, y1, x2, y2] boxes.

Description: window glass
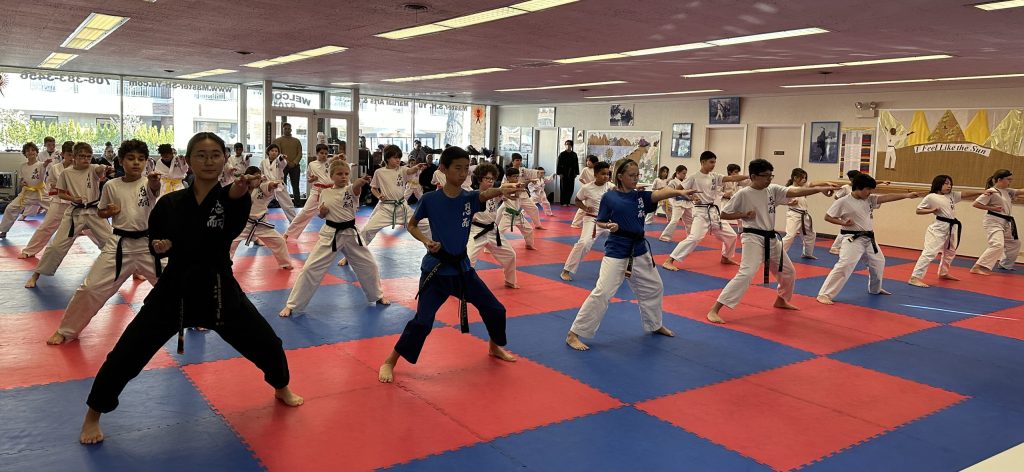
[[359, 96, 413, 153]]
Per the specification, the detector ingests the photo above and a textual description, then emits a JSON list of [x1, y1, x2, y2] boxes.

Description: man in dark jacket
[[555, 140, 579, 206]]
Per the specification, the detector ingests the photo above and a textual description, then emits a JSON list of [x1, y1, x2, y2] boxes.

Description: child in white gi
[[565, 159, 698, 351], [46, 140, 162, 344], [646, 166, 670, 224], [0, 142, 52, 238], [496, 167, 536, 250], [220, 142, 251, 187], [662, 151, 747, 271], [561, 162, 613, 281], [258, 144, 297, 222], [530, 166, 554, 219], [909, 175, 988, 286], [22, 143, 103, 258], [570, 155, 599, 228], [149, 144, 189, 196], [284, 144, 333, 239], [280, 160, 388, 317], [706, 159, 837, 323], [25, 142, 114, 288], [229, 167, 293, 269], [828, 170, 860, 254], [971, 169, 1023, 275], [658, 165, 694, 242], [781, 168, 823, 259], [817, 174, 919, 304], [467, 163, 519, 288], [360, 144, 431, 245]]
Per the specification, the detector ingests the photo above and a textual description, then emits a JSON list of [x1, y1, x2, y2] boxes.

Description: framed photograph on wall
[[809, 121, 840, 163], [671, 123, 693, 157], [610, 104, 634, 126], [585, 130, 662, 184], [537, 107, 556, 128], [709, 97, 740, 124]]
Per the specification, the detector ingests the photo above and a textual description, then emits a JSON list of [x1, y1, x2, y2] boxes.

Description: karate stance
[[971, 169, 1023, 275], [467, 163, 519, 288], [560, 161, 613, 281]]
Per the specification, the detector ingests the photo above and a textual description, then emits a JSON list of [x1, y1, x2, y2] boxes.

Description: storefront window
[[415, 101, 471, 151], [272, 88, 321, 110], [246, 85, 265, 159], [327, 89, 352, 112], [123, 76, 238, 152], [359, 96, 413, 152]]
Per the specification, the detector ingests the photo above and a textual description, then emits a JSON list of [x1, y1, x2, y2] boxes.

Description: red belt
[[313, 183, 333, 189]]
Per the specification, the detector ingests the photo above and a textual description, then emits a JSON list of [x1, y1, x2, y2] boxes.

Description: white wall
[[498, 85, 1024, 260]]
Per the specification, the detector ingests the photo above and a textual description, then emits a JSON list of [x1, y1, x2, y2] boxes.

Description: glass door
[[273, 112, 313, 197]]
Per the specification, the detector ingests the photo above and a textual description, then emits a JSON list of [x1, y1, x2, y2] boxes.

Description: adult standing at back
[[556, 140, 579, 206], [273, 122, 303, 204]]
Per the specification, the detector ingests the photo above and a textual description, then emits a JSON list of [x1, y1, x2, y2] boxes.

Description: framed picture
[[585, 130, 662, 184], [520, 127, 534, 160], [499, 126, 521, 154], [809, 121, 840, 163], [709, 97, 740, 124], [670, 123, 693, 157], [610, 104, 634, 126], [537, 107, 556, 128]]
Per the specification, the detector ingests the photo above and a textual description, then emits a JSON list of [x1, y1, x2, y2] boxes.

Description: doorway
[[705, 125, 748, 170], [755, 125, 804, 177]]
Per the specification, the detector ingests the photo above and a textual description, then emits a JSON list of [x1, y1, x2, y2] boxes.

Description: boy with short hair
[[0, 142, 52, 238], [258, 144, 297, 221], [285, 144, 333, 239], [496, 167, 536, 249], [149, 144, 189, 196], [221, 143, 251, 187], [828, 170, 861, 254], [561, 161, 613, 281], [229, 167, 293, 269], [20, 142, 103, 258], [570, 155, 599, 228]]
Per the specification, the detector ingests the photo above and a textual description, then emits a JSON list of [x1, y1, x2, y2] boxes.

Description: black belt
[[936, 216, 962, 249], [417, 249, 471, 333], [325, 219, 361, 251], [742, 227, 786, 284], [611, 229, 652, 278], [841, 229, 878, 253], [68, 199, 100, 237], [987, 211, 1018, 240], [694, 203, 722, 228], [112, 227, 162, 280], [788, 208, 813, 235], [243, 214, 275, 245], [472, 221, 501, 246]]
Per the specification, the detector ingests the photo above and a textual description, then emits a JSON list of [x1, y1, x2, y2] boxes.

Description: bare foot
[[707, 310, 725, 323], [874, 289, 892, 295], [18, 252, 32, 259], [504, 282, 519, 289], [25, 273, 39, 289], [489, 341, 517, 361], [658, 237, 671, 242], [801, 255, 818, 260], [939, 274, 960, 281], [274, 386, 304, 406], [720, 256, 739, 265], [337, 257, 348, 267], [132, 273, 145, 281], [526, 245, 536, 250], [816, 295, 834, 305], [46, 331, 66, 345], [662, 259, 679, 271], [970, 266, 991, 276], [560, 270, 573, 281], [279, 307, 292, 317], [908, 277, 929, 288], [565, 331, 589, 351], [829, 249, 840, 255], [570, 225, 581, 229], [773, 297, 799, 310], [280, 264, 293, 270], [536, 226, 546, 230], [378, 362, 395, 383], [79, 409, 103, 445], [653, 326, 675, 336], [376, 297, 391, 305]]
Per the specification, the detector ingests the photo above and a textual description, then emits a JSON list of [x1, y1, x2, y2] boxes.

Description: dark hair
[[105, 141, 112, 147], [593, 161, 611, 174], [266, 143, 280, 153], [674, 164, 687, 175], [786, 168, 808, 186], [157, 143, 174, 155], [315, 143, 329, 153], [185, 132, 225, 159], [244, 166, 261, 175], [846, 170, 861, 180], [43, 136, 56, 144], [586, 155, 599, 164], [987, 169, 1012, 189], [536, 166, 544, 171], [61, 141, 75, 153], [614, 159, 637, 188], [851, 173, 877, 191], [511, 153, 523, 162], [383, 144, 402, 161], [659, 166, 670, 175], [699, 150, 717, 162], [234, 142, 244, 150], [505, 166, 520, 177], [564, 140, 572, 145], [73, 141, 93, 155], [747, 159, 772, 176], [474, 162, 498, 180], [117, 139, 149, 160], [471, 157, 478, 165], [440, 146, 470, 168], [22, 142, 38, 155], [929, 175, 952, 194], [727, 163, 741, 174]]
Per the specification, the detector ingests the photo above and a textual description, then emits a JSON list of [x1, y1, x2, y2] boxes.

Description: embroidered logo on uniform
[[342, 189, 354, 209], [768, 194, 777, 216], [636, 196, 645, 218], [207, 201, 225, 229], [137, 184, 151, 208]]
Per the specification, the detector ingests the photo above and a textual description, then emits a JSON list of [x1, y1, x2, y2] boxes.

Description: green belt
[[383, 199, 406, 228], [503, 206, 523, 232]]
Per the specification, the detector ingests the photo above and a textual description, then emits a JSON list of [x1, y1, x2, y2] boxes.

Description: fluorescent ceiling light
[[585, 89, 723, 99], [376, 0, 577, 39], [38, 52, 78, 69], [707, 27, 828, 46], [554, 53, 628, 64], [621, 42, 714, 56], [376, 24, 451, 40], [382, 67, 507, 83], [243, 45, 347, 68], [684, 54, 950, 78], [510, 0, 578, 11], [974, 0, 1024, 10], [935, 73, 1024, 81], [496, 80, 627, 92], [60, 13, 129, 50], [331, 82, 361, 86], [176, 69, 237, 79], [436, 7, 527, 28], [782, 72, 1024, 88], [840, 54, 952, 66]]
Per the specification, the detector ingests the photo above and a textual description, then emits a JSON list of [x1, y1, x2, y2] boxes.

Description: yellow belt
[[16, 182, 45, 205], [161, 177, 183, 192]]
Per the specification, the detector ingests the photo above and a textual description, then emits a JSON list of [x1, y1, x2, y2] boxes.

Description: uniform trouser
[[976, 219, 1020, 270], [571, 208, 585, 227], [668, 213, 737, 261], [0, 195, 42, 232], [717, 234, 795, 308], [559, 175, 575, 206], [284, 188, 323, 239], [86, 295, 290, 413], [272, 186, 297, 222], [35, 211, 113, 276], [523, 200, 543, 228], [534, 193, 552, 215], [818, 237, 886, 299], [570, 253, 664, 338], [361, 203, 431, 245], [394, 270, 507, 364], [496, 212, 535, 247], [287, 233, 382, 310], [230, 224, 291, 267], [660, 205, 693, 240], [782, 211, 816, 257], [468, 225, 517, 285], [564, 217, 608, 274], [404, 183, 423, 202], [21, 203, 101, 256], [911, 224, 957, 279], [56, 248, 160, 339], [829, 233, 844, 253]]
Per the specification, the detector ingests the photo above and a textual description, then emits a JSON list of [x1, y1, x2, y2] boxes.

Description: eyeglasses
[[755, 173, 774, 179]]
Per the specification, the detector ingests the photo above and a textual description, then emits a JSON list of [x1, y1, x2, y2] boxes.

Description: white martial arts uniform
[[829, 184, 852, 254], [285, 159, 332, 239], [646, 177, 669, 224], [404, 167, 424, 202], [506, 168, 543, 229], [220, 154, 251, 187], [659, 178, 694, 241], [974, 188, 1020, 271], [286, 184, 383, 310], [363, 165, 431, 244], [716, 184, 796, 308], [884, 132, 909, 170], [529, 175, 553, 217], [258, 155, 297, 221], [563, 182, 613, 275], [34, 165, 113, 276], [468, 194, 518, 285], [0, 160, 49, 233], [432, 169, 472, 191], [495, 189, 536, 248], [911, 191, 963, 279], [56, 177, 160, 339], [667, 171, 737, 262], [818, 194, 886, 300], [571, 167, 596, 227], [148, 155, 189, 196], [782, 194, 817, 258], [230, 182, 292, 267]]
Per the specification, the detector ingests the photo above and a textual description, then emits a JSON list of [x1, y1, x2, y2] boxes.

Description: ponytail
[[786, 168, 807, 187], [987, 169, 1012, 189]]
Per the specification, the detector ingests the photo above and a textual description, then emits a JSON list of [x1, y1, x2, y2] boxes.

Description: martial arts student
[[828, 170, 860, 254], [78, 132, 302, 446], [284, 144, 332, 239], [19, 142, 101, 258], [721, 163, 747, 233], [149, 144, 189, 196], [565, 159, 698, 351], [360, 144, 431, 244], [909, 175, 988, 286], [25, 143, 114, 288], [504, 154, 544, 229], [529, 166, 555, 220], [0, 142, 52, 238], [433, 162, 473, 191], [647, 166, 670, 224], [570, 155, 599, 228], [971, 169, 1023, 275], [280, 160, 388, 317], [495, 167, 536, 249], [258, 144, 297, 222], [467, 163, 519, 288], [781, 168, 825, 259], [378, 146, 518, 383], [46, 140, 162, 344], [706, 159, 837, 323], [658, 165, 694, 242], [560, 162, 613, 281], [228, 167, 293, 269], [220, 142, 251, 187], [662, 151, 746, 271], [816, 174, 919, 305]]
